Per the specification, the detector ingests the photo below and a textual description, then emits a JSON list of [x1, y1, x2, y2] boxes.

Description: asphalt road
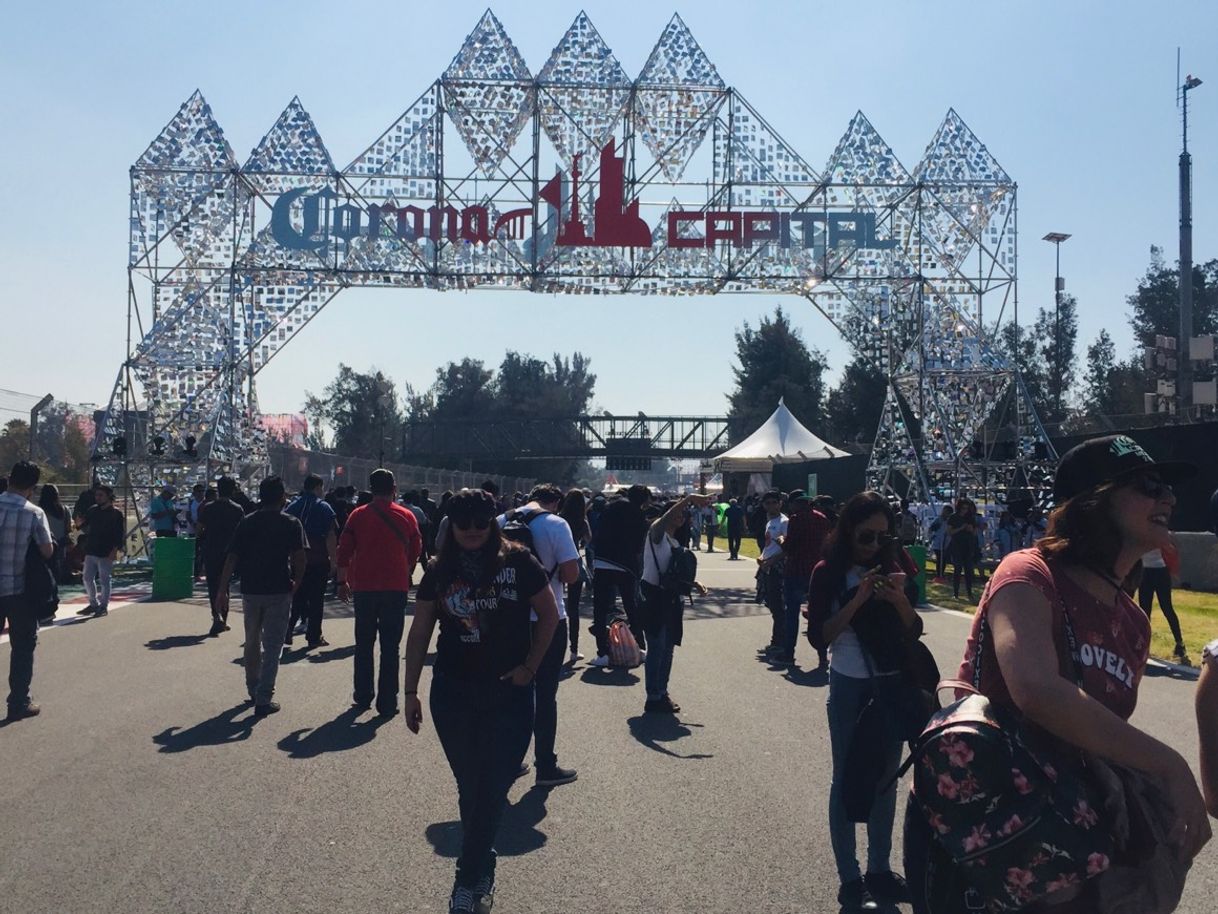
[[2, 550, 1216, 914]]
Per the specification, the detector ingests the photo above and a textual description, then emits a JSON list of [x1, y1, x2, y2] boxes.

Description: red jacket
[[781, 507, 831, 579], [337, 500, 422, 592]]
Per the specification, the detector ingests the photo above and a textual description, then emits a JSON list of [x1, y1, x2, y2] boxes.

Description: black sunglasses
[[855, 530, 891, 546], [1123, 474, 1173, 500], [452, 516, 491, 531]]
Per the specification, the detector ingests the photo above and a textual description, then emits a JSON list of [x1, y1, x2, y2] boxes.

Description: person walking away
[[928, 505, 951, 582], [725, 497, 745, 559], [946, 498, 977, 601], [215, 476, 306, 716], [80, 484, 125, 617], [558, 489, 591, 663], [688, 499, 703, 551], [702, 501, 719, 553], [590, 485, 652, 666], [1139, 543, 1189, 664], [148, 485, 178, 537], [337, 469, 422, 717], [284, 474, 337, 649], [0, 462, 54, 720], [779, 492, 831, 666], [806, 492, 920, 911], [756, 490, 789, 657], [37, 483, 71, 588], [403, 490, 433, 562], [197, 476, 244, 636], [639, 494, 710, 714], [905, 435, 1211, 911], [898, 498, 919, 546], [403, 488, 559, 914], [499, 484, 581, 786]]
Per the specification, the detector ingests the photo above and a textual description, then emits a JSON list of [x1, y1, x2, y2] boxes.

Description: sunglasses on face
[[855, 530, 889, 546], [452, 516, 491, 531], [1124, 474, 1173, 500]]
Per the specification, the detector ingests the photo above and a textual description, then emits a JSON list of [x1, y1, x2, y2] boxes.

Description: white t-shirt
[[760, 513, 788, 562], [1141, 549, 1166, 569], [828, 567, 872, 679], [642, 523, 675, 587], [497, 508, 579, 621]]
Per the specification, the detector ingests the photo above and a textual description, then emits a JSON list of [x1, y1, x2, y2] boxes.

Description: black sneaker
[[77, 605, 97, 616], [473, 875, 495, 914], [448, 885, 477, 914], [254, 701, 281, 717], [837, 878, 878, 912], [534, 765, 578, 787], [864, 870, 910, 904], [643, 696, 681, 714], [93, 607, 109, 617], [5, 703, 41, 721], [514, 763, 530, 780]]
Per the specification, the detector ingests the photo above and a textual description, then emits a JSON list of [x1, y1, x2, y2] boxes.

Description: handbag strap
[[371, 501, 412, 552], [973, 590, 1084, 690]]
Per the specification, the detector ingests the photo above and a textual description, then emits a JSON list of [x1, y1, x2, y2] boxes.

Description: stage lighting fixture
[[184, 435, 198, 458], [150, 435, 166, 455], [112, 436, 127, 457]]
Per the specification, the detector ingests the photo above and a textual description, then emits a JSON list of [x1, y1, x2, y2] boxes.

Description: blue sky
[[3, 0, 1216, 420]]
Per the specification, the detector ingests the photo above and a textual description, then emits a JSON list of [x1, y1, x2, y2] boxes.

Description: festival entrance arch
[[99, 9, 1055, 515]]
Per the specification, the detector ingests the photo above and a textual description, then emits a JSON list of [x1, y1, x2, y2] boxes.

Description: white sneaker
[[568, 650, 584, 664], [589, 655, 610, 668]]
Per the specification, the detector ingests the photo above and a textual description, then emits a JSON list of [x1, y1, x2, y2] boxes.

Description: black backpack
[[650, 536, 697, 596], [501, 509, 557, 578], [25, 540, 58, 618]]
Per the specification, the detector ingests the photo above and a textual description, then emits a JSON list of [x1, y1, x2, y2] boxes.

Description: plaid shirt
[[0, 491, 52, 597]]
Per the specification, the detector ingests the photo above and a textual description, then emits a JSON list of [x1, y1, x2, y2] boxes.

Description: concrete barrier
[[1176, 532, 1218, 592]]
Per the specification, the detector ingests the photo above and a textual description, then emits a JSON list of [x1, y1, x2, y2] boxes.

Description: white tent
[[714, 399, 849, 473]]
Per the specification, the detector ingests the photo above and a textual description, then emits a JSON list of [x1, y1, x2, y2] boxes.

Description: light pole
[[1179, 70, 1202, 415], [1043, 232, 1071, 420]]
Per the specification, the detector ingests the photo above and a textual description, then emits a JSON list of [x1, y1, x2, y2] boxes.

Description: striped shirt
[[0, 491, 52, 597]]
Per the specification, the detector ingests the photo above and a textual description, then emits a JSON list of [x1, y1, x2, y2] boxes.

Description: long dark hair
[[559, 489, 589, 543], [821, 491, 899, 583], [431, 488, 522, 592], [38, 483, 65, 519]]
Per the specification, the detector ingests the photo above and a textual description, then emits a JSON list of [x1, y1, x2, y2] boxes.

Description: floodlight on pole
[[1042, 233, 1071, 420]]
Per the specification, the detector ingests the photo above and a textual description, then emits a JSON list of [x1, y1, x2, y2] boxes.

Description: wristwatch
[[1203, 638, 1218, 669]]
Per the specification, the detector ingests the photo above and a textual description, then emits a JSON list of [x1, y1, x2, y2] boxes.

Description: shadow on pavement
[[783, 665, 829, 688], [1145, 663, 1199, 682], [277, 706, 394, 758], [626, 714, 713, 760], [145, 633, 211, 650], [153, 702, 257, 751], [579, 666, 640, 687], [306, 644, 356, 664], [425, 787, 549, 859]]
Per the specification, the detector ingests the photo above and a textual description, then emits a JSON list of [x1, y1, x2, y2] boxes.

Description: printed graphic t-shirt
[[417, 549, 548, 681], [956, 548, 1150, 721]]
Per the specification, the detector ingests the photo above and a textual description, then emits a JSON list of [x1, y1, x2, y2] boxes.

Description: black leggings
[[1138, 566, 1185, 647], [951, 546, 976, 598]]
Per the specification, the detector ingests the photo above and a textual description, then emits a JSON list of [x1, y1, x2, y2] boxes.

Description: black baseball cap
[[1052, 435, 1196, 504]]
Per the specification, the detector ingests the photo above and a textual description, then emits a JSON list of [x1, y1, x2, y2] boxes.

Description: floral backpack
[[905, 607, 1113, 912]]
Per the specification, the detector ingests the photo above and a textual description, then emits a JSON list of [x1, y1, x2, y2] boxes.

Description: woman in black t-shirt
[[403, 488, 558, 914]]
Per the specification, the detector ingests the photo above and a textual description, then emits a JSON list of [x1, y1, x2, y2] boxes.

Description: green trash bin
[[907, 543, 928, 606], [153, 536, 196, 600]]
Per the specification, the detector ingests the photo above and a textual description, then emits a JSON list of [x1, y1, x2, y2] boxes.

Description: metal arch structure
[[99, 8, 1055, 523]]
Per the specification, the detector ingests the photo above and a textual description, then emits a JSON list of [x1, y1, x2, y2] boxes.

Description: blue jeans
[[353, 591, 407, 713], [430, 672, 535, 888], [644, 623, 675, 701], [1, 594, 37, 711], [827, 669, 902, 884]]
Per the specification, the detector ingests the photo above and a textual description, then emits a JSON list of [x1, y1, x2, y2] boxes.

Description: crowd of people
[[3, 434, 1218, 913]]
